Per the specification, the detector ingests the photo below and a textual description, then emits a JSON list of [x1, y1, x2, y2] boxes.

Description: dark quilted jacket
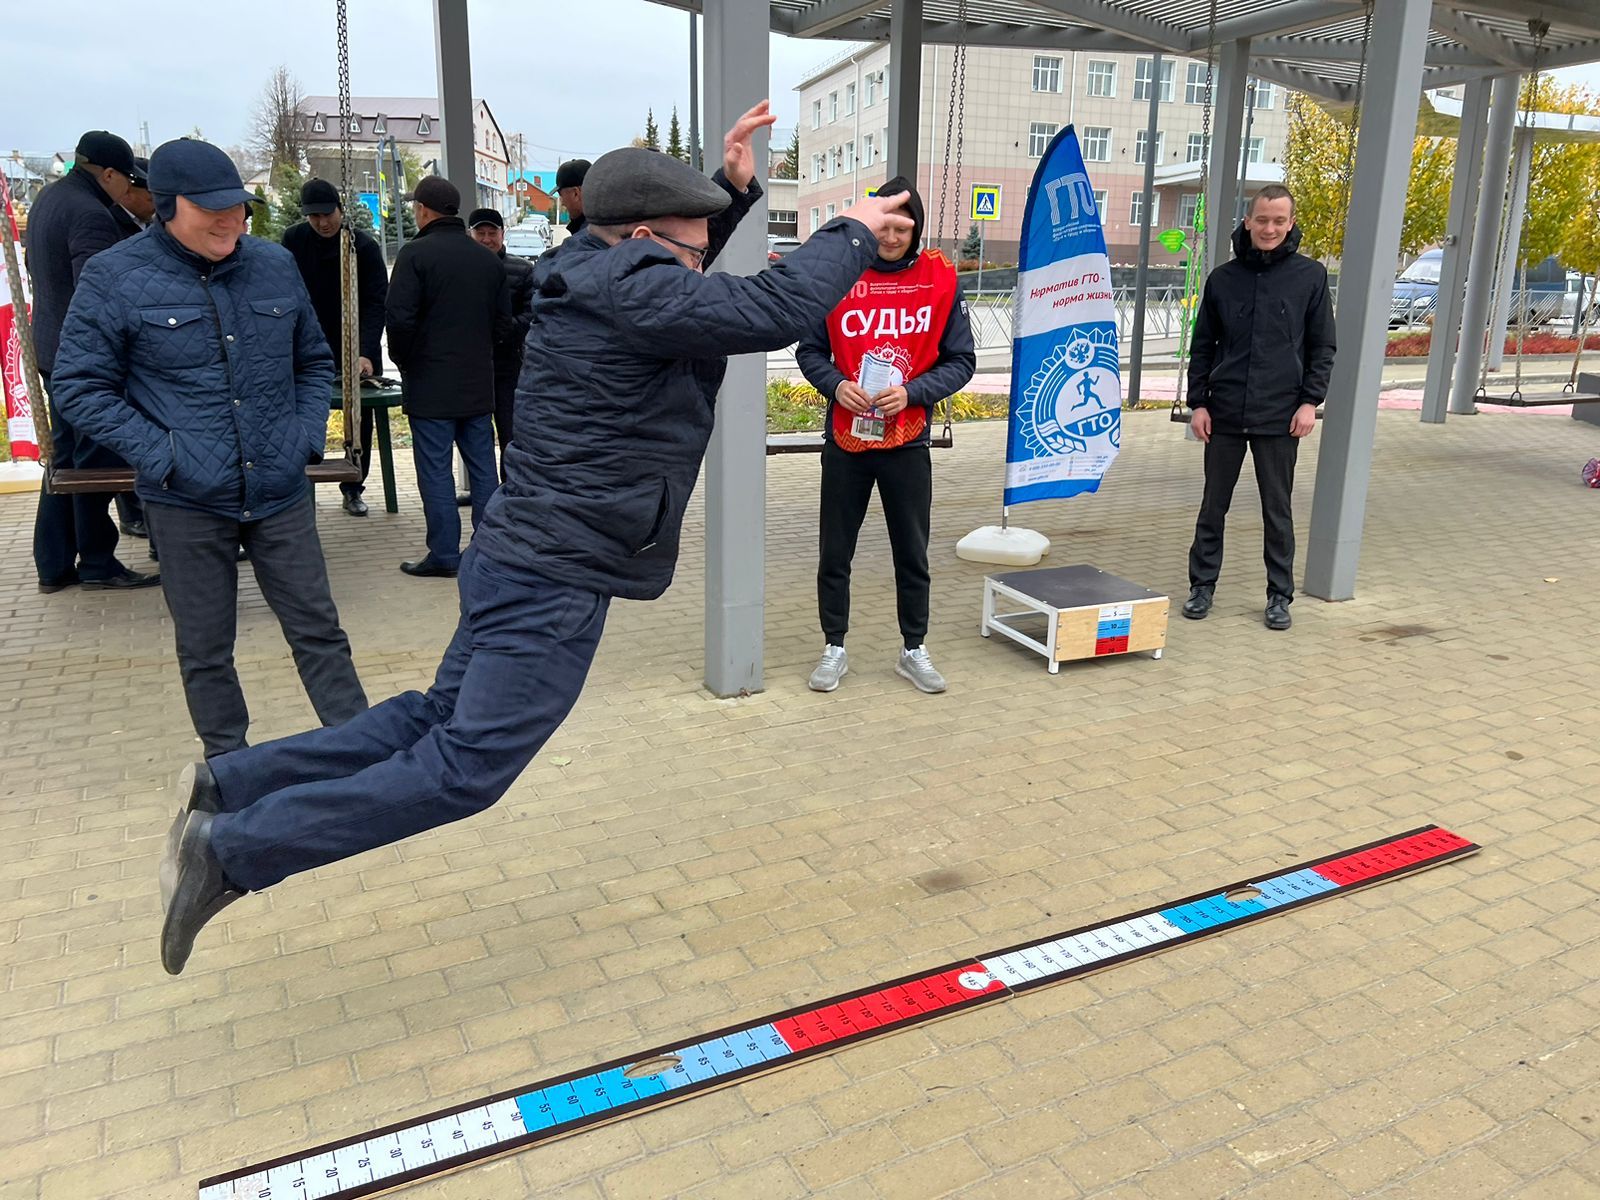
[[50, 223, 335, 520], [495, 249, 535, 381], [475, 174, 880, 601], [22, 168, 126, 373]]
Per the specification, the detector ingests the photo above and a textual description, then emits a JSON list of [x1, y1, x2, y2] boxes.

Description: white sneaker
[[896, 645, 947, 694], [808, 645, 849, 692]]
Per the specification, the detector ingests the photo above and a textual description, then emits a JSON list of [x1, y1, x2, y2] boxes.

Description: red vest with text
[[824, 249, 959, 452]]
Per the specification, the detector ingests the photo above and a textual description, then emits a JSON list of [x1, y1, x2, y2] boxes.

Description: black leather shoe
[[455, 492, 473, 507], [160, 811, 242, 975], [1265, 596, 1293, 630], [38, 572, 80, 594], [342, 494, 369, 517], [401, 557, 458, 578], [81, 568, 160, 590], [162, 762, 225, 910], [119, 521, 149, 539], [1181, 585, 1214, 620]]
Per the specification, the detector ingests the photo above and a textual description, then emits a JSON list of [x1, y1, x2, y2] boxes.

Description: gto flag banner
[[1004, 125, 1120, 507], [0, 174, 41, 462]]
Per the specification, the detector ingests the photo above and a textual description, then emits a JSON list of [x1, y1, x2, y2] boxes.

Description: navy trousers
[[409, 414, 498, 568], [207, 546, 609, 891]]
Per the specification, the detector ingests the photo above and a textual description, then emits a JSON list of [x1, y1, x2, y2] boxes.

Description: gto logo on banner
[[1004, 127, 1120, 507], [0, 174, 40, 461]]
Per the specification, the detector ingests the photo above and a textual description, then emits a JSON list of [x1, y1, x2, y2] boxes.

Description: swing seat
[[1474, 387, 1600, 408], [47, 460, 363, 494], [764, 428, 955, 455]]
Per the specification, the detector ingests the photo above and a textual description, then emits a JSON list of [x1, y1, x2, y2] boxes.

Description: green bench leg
[[375, 408, 399, 515]]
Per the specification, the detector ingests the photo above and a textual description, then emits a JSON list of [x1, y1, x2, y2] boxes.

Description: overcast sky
[[7, 0, 1599, 177]]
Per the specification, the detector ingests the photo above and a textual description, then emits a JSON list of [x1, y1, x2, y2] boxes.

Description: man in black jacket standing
[[281, 178, 389, 517], [468, 207, 534, 468], [156, 100, 914, 975], [385, 176, 509, 576], [1183, 185, 1336, 631], [26, 130, 157, 593]]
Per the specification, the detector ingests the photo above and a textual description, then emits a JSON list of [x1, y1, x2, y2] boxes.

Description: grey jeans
[[144, 492, 368, 757]]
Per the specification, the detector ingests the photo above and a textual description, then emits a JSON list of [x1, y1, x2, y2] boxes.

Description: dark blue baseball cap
[[148, 138, 259, 210]]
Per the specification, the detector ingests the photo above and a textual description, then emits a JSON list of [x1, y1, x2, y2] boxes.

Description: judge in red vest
[[796, 177, 975, 695]]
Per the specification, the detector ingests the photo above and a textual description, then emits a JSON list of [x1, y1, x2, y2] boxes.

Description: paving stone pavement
[[2, 410, 1598, 1200]]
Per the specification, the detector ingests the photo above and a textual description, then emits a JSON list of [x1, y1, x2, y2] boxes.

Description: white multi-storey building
[[796, 44, 1289, 264]]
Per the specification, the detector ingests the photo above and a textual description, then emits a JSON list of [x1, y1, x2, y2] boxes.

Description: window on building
[[1134, 130, 1166, 165], [1130, 191, 1161, 226], [1250, 79, 1276, 109], [865, 72, 877, 107], [417, 115, 431, 135], [1246, 137, 1265, 164], [1186, 132, 1211, 163], [811, 153, 824, 182], [826, 202, 837, 221], [1134, 58, 1175, 103], [1086, 60, 1116, 98], [863, 132, 875, 165], [810, 207, 821, 233], [374, 114, 386, 134], [1081, 126, 1111, 162], [1185, 62, 1210, 105], [312, 115, 327, 133], [881, 67, 889, 97], [1033, 55, 1063, 94], [829, 91, 838, 121], [812, 99, 822, 129], [1179, 192, 1200, 228], [1094, 190, 1108, 222], [770, 210, 797, 225], [844, 140, 855, 172], [845, 83, 856, 115], [349, 118, 362, 134], [1028, 122, 1059, 158]]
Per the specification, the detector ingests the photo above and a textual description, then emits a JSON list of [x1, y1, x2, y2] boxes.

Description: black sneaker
[[1181, 586, 1214, 620], [1265, 596, 1292, 630]]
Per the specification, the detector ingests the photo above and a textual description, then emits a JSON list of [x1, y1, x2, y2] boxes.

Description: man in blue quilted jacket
[[152, 102, 914, 975], [51, 139, 368, 760]]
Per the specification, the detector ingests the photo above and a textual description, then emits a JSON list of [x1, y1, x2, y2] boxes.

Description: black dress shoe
[[38, 571, 80, 594], [1181, 585, 1214, 620], [162, 762, 224, 910], [159, 811, 242, 975], [401, 557, 458, 578], [342, 494, 369, 517], [455, 491, 473, 507], [119, 521, 149, 539], [1265, 596, 1293, 631], [81, 568, 161, 590]]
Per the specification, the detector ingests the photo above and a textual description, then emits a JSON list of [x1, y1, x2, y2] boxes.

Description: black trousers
[[818, 441, 932, 649], [492, 370, 516, 478], [145, 492, 368, 757], [1188, 431, 1299, 601], [338, 404, 377, 498], [32, 377, 128, 584]]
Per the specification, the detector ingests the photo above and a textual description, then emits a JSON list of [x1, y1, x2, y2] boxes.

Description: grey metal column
[[1205, 39, 1250, 276], [1128, 52, 1161, 404], [432, 0, 476, 194], [1420, 75, 1491, 424], [702, 0, 770, 697], [689, 12, 701, 171], [1447, 74, 1519, 416], [1485, 126, 1533, 371], [1303, 0, 1432, 601], [888, 0, 923, 183]]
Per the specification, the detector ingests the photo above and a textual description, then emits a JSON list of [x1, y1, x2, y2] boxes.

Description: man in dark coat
[[25, 130, 157, 593], [281, 178, 389, 517], [52, 138, 368, 759], [1183, 184, 1337, 631], [384, 176, 509, 577], [109, 156, 153, 539], [555, 158, 589, 238], [468, 207, 535, 468], [156, 100, 914, 975]]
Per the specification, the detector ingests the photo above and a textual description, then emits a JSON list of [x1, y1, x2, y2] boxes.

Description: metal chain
[[1174, 0, 1220, 420], [951, 0, 966, 256], [1511, 19, 1550, 398], [335, 0, 361, 467], [1336, 2, 1373, 256], [935, 3, 961, 254]]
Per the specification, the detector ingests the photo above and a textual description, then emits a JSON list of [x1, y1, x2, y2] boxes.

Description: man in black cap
[[154, 99, 914, 975], [108, 156, 154, 542], [24, 129, 157, 593], [384, 175, 508, 576], [282, 178, 389, 516], [555, 158, 589, 238], [51, 137, 368, 761], [468, 207, 534, 468]]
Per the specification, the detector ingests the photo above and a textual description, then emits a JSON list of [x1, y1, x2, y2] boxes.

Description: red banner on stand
[[1, 174, 40, 462]]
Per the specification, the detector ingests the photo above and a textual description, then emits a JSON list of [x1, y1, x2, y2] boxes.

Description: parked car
[[1390, 249, 1572, 328], [504, 226, 548, 259], [767, 237, 801, 263], [1390, 249, 1442, 328], [1560, 272, 1600, 326]]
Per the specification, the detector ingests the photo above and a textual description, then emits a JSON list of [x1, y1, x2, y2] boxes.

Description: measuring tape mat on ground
[[199, 824, 1477, 1200]]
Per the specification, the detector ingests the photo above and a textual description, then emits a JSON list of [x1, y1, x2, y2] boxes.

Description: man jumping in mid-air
[[155, 102, 914, 974]]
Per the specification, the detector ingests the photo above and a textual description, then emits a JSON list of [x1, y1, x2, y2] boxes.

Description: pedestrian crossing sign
[[971, 185, 1001, 221]]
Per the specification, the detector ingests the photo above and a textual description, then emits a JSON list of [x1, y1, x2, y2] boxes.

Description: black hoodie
[[794, 176, 976, 433], [1186, 221, 1337, 435]]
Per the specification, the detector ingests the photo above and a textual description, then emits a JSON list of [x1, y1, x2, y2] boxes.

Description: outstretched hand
[[839, 191, 914, 242], [723, 100, 778, 191]]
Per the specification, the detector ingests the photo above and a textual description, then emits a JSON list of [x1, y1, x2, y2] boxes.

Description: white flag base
[[0, 459, 44, 495], [956, 525, 1050, 566]]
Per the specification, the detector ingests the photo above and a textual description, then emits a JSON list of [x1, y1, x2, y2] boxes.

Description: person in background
[[109, 155, 153, 541], [384, 175, 508, 577], [555, 158, 589, 238], [468, 207, 534, 471], [281, 178, 389, 517]]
